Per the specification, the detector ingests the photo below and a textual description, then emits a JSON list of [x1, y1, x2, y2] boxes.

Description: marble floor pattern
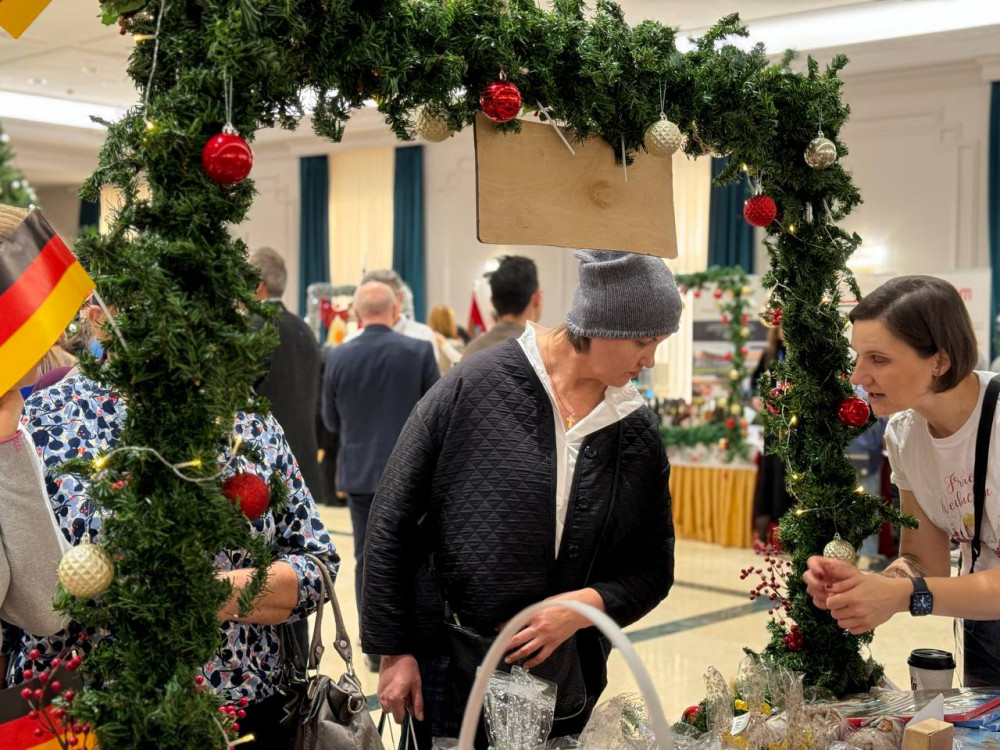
[[311, 504, 953, 736]]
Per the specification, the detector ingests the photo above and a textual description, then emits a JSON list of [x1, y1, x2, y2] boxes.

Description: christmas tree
[[54, 1, 906, 746], [0, 120, 37, 208]]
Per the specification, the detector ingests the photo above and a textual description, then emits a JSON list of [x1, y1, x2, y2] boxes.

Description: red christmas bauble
[[766, 386, 786, 415], [722, 351, 733, 361], [682, 705, 701, 724], [771, 306, 783, 327], [202, 132, 253, 184], [713, 288, 723, 299], [480, 81, 522, 123], [837, 396, 870, 429], [222, 472, 270, 520], [725, 418, 736, 429], [693, 289, 701, 298], [744, 195, 777, 227]]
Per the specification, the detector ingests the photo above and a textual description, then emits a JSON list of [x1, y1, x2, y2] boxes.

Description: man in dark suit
[[250, 247, 323, 505], [322, 280, 439, 671]]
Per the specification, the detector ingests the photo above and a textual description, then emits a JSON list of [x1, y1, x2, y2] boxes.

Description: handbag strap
[[970, 374, 1000, 573], [302, 552, 354, 671]]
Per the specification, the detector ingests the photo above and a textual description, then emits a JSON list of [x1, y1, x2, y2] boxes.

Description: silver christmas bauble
[[59, 542, 115, 598], [804, 135, 837, 170], [643, 117, 682, 158], [822, 533, 857, 565], [415, 107, 452, 143]]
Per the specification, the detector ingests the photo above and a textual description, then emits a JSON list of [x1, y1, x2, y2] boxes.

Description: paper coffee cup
[[908, 648, 956, 690]]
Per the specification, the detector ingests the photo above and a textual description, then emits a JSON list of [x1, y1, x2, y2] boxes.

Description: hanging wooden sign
[[474, 112, 678, 258]]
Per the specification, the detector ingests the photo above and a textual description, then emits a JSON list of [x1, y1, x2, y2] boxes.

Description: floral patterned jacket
[[7, 375, 340, 704]]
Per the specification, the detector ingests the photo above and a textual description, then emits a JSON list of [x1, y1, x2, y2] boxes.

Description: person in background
[[344, 269, 440, 362], [428, 304, 464, 375], [321, 281, 439, 672], [751, 324, 793, 544], [366, 250, 677, 747], [462, 255, 542, 361], [249, 247, 324, 506]]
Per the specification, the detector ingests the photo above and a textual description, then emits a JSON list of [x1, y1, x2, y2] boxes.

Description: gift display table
[[670, 461, 758, 548]]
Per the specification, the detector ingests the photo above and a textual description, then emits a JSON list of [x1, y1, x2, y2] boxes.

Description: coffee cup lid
[[908, 648, 956, 670]]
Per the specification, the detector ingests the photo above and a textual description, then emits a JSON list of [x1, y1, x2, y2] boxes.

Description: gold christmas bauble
[[643, 117, 683, 157], [741, 285, 752, 297], [730, 404, 741, 416], [804, 135, 837, 170], [415, 107, 452, 143], [822, 533, 857, 566], [59, 542, 114, 598], [728, 369, 741, 381], [739, 326, 751, 337]]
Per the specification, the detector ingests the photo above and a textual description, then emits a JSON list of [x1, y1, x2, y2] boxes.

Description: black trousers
[[349, 493, 375, 627]]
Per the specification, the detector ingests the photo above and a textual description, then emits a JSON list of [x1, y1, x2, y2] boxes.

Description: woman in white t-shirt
[[803, 275, 1000, 686]]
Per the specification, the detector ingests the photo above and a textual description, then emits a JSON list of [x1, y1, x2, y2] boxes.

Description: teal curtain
[[707, 156, 754, 272], [392, 145, 426, 322], [78, 197, 100, 232], [990, 83, 1000, 362], [298, 155, 330, 316]]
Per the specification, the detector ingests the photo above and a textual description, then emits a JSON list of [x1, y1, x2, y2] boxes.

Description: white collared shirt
[[517, 323, 646, 555]]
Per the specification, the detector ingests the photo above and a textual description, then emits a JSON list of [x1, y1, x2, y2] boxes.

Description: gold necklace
[[546, 336, 577, 429]]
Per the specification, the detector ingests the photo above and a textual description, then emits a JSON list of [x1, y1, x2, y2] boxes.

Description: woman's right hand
[[377, 654, 424, 724], [803, 555, 857, 610]]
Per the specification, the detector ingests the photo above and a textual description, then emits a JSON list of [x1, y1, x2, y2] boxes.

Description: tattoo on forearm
[[881, 554, 925, 579]]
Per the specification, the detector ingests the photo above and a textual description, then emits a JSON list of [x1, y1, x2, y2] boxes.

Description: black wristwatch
[[909, 577, 934, 616]]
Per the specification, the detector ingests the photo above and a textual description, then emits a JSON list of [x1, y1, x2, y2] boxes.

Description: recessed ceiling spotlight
[[81, 66, 98, 74], [27, 77, 47, 85]]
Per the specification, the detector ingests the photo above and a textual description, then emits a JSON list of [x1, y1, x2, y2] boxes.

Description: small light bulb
[[854, 485, 865, 494], [145, 118, 155, 131], [94, 455, 108, 470], [788, 224, 797, 235], [741, 163, 749, 172], [795, 507, 807, 516], [789, 415, 799, 426]]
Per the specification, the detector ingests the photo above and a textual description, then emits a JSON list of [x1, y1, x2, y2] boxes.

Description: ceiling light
[[27, 77, 47, 86], [0, 91, 126, 130]]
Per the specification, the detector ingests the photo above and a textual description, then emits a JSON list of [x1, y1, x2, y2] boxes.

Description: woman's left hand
[[499, 590, 597, 669]]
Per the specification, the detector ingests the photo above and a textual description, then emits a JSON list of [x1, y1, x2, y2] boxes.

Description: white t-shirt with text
[[885, 371, 1000, 574]]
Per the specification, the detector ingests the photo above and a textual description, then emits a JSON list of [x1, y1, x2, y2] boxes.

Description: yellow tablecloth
[[670, 463, 758, 548]]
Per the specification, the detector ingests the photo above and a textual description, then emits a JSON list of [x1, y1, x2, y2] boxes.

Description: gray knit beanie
[[566, 250, 682, 339]]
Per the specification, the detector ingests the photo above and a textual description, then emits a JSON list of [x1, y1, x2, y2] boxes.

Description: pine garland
[[61, 1, 909, 744]]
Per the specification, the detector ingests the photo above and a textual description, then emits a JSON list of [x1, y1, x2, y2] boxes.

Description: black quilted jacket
[[361, 339, 674, 677]]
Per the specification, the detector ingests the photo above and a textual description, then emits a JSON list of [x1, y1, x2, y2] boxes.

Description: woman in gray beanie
[[363, 249, 679, 748]]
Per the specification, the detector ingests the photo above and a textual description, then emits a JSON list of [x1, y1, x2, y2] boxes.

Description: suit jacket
[[255, 301, 323, 504], [322, 325, 439, 494]]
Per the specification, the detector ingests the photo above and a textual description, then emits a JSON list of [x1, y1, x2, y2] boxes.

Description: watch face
[[911, 592, 934, 616]]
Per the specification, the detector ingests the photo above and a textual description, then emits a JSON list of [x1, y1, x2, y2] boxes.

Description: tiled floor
[[312, 504, 954, 730]]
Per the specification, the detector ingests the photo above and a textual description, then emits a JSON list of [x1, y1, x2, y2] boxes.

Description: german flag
[[0, 211, 94, 395], [0, 0, 52, 38]]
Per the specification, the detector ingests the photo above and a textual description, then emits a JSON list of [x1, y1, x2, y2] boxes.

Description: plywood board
[[475, 113, 677, 258]]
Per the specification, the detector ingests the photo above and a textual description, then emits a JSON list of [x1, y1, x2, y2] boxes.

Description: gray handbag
[[281, 553, 384, 750]]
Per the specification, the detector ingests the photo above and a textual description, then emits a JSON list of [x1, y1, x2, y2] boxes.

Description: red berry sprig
[[19, 650, 89, 750]]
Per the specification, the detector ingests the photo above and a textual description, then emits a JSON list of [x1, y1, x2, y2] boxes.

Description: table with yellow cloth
[[669, 461, 758, 548]]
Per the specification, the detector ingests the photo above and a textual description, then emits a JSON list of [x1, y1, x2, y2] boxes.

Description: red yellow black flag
[[0, 211, 94, 395]]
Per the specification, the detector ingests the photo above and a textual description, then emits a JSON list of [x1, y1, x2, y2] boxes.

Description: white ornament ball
[[730, 403, 741, 416], [643, 117, 682, 158], [415, 108, 452, 143], [804, 135, 837, 170], [822, 533, 857, 566], [59, 542, 114, 598]]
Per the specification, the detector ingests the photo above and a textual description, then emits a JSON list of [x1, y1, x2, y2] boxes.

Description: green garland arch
[[55, 1, 911, 745]]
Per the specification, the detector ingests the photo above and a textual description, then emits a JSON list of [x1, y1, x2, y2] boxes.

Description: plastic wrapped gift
[[577, 694, 656, 750], [484, 666, 557, 750]]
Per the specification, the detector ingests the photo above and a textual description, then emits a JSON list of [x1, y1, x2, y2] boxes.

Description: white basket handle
[[456, 599, 673, 750]]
